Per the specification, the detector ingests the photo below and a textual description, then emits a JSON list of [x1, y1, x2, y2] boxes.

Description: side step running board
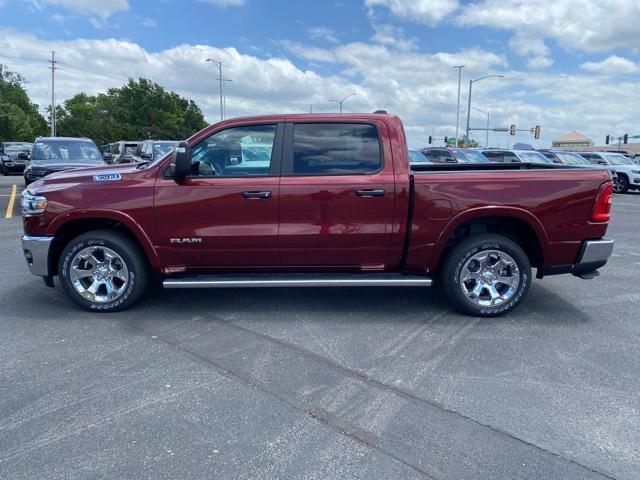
[[163, 273, 432, 289]]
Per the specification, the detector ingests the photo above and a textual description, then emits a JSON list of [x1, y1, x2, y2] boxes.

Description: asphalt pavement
[[0, 174, 638, 479]]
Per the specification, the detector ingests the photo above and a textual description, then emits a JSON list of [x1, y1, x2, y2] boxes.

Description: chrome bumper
[[573, 238, 614, 277], [21, 235, 53, 277]]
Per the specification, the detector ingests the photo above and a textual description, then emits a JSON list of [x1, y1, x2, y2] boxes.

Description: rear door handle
[[355, 189, 385, 197], [242, 191, 272, 199]]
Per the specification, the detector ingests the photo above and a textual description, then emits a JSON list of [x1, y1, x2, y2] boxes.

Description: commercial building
[[552, 131, 593, 149]]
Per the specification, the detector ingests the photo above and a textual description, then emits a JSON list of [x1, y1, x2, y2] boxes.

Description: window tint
[[32, 140, 102, 161], [190, 124, 276, 176], [503, 152, 519, 162], [580, 153, 600, 164], [292, 123, 381, 175]]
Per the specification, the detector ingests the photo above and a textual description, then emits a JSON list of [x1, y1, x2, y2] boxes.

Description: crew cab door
[[153, 123, 283, 271], [278, 121, 395, 269]]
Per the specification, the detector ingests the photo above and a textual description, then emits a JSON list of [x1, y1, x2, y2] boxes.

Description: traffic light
[[534, 125, 541, 140], [510, 124, 516, 136], [605, 135, 610, 145], [428, 136, 432, 144], [624, 134, 628, 144], [444, 136, 448, 144]]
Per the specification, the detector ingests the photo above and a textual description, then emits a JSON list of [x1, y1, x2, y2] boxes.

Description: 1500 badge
[[93, 173, 122, 182]]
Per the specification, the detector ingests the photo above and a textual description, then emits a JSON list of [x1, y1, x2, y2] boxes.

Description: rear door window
[[291, 123, 381, 175]]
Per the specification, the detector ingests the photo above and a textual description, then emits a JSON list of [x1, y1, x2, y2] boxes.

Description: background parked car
[[134, 140, 180, 163], [408, 148, 431, 164], [538, 150, 591, 166], [482, 149, 553, 164], [109, 141, 140, 164], [576, 151, 640, 193], [1, 141, 32, 175], [24, 137, 105, 186], [420, 147, 490, 163]]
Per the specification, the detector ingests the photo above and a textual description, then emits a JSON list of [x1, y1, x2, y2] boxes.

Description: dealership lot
[[0, 174, 639, 479]]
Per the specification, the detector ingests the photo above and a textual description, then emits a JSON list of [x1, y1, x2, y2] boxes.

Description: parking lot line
[[5, 184, 17, 219]]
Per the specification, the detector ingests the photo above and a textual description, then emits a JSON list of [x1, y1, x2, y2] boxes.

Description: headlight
[[632, 170, 640, 174], [20, 192, 47, 215]]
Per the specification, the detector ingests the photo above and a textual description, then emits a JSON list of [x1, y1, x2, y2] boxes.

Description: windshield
[[153, 142, 179, 159], [31, 140, 102, 162], [451, 149, 490, 163], [603, 153, 634, 165], [554, 152, 589, 165], [408, 149, 430, 163], [4, 142, 32, 152], [517, 151, 553, 164]]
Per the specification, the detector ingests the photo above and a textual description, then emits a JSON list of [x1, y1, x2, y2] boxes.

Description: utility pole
[[206, 58, 224, 121], [49, 51, 57, 137], [453, 65, 464, 147]]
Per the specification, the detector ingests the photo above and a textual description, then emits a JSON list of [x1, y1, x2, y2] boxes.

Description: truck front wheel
[[441, 234, 531, 317], [58, 230, 149, 312]]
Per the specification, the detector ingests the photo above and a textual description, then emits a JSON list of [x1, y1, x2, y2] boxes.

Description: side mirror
[[17, 152, 29, 160], [171, 141, 191, 178]]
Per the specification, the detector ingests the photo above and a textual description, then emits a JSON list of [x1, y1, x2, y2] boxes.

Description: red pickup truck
[[20, 113, 614, 316]]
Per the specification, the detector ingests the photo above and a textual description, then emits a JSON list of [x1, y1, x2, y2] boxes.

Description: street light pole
[[217, 78, 233, 119], [453, 65, 464, 147], [473, 107, 490, 148], [206, 58, 224, 121], [330, 93, 356, 113], [464, 74, 504, 147]]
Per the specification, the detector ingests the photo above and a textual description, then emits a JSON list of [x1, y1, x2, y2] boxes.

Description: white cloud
[[365, 0, 459, 26], [457, 0, 640, 53], [1, 29, 639, 148], [31, 0, 129, 19], [581, 55, 639, 74], [141, 17, 157, 28], [370, 24, 416, 51], [527, 56, 553, 69], [308, 26, 339, 44]]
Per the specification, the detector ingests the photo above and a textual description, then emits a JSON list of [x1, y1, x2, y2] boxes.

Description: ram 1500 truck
[[20, 113, 614, 316]]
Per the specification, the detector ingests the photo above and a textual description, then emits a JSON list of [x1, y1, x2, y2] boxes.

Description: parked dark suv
[[1, 142, 33, 175], [24, 137, 105, 186], [133, 140, 179, 163]]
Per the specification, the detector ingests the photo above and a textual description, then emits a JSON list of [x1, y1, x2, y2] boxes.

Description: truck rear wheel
[[441, 234, 531, 317], [58, 230, 149, 312]]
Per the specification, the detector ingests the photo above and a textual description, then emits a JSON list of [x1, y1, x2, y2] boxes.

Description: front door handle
[[355, 189, 385, 197], [242, 191, 272, 199]]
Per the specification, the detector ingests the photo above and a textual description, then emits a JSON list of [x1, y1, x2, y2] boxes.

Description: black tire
[[613, 174, 629, 194], [58, 230, 149, 312], [1, 164, 7, 176], [441, 234, 531, 317]]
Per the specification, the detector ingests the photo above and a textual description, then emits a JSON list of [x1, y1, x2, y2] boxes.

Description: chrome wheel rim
[[460, 250, 520, 307], [69, 246, 129, 303]]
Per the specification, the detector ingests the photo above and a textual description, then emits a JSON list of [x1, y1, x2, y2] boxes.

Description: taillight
[[591, 181, 613, 222]]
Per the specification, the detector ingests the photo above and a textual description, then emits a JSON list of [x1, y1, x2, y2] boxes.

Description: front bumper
[[2, 161, 26, 173], [21, 235, 53, 277]]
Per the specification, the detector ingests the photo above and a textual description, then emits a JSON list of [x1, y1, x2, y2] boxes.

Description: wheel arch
[[47, 212, 161, 276], [430, 208, 548, 273]]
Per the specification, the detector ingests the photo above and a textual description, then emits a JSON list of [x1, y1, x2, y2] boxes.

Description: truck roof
[[211, 112, 399, 123]]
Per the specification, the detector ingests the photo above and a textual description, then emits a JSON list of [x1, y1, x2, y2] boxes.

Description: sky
[[1, 0, 640, 148]]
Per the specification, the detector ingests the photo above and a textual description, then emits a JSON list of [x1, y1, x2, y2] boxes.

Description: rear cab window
[[288, 123, 382, 175]]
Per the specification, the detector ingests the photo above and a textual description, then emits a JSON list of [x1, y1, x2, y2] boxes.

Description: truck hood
[[27, 163, 142, 193]]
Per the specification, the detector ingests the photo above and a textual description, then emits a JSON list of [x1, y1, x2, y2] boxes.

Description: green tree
[[57, 78, 208, 146], [0, 64, 48, 141]]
